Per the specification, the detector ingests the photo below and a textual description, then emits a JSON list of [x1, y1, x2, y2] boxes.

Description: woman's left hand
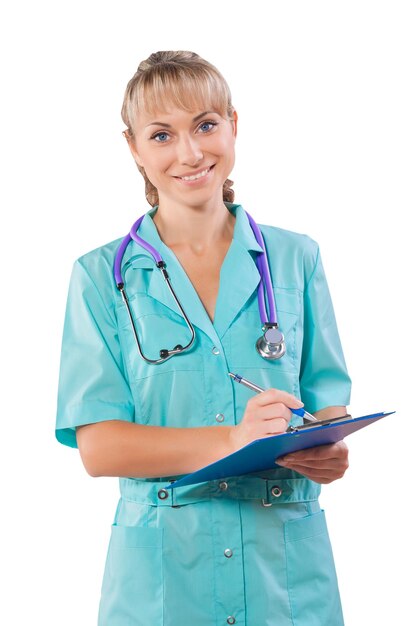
[[276, 441, 349, 484]]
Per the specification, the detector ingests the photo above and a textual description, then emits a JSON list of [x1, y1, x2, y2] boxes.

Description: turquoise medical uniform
[[56, 203, 351, 626]]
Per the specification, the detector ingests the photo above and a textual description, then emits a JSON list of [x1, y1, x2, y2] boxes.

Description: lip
[[174, 164, 215, 180]]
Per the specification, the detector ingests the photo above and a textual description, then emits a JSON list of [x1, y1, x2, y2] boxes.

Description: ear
[[123, 131, 145, 168], [231, 109, 238, 138]]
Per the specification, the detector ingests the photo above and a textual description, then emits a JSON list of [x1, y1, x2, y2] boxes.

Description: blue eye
[[152, 131, 169, 143], [199, 121, 216, 132], [150, 120, 217, 143]]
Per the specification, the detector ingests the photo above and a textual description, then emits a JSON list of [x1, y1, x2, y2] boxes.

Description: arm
[[314, 406, 347, 421], [281, 243, 352, 484], [76, 421, 233, 478], [76, 388, 303, 478]]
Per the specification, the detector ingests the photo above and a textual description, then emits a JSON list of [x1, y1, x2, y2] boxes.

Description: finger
[[261, 416, 289, 435], [290, 472, 334, 485], [280, 465, 346, 483], [255, 388, 304, 409], [278, 458, 341, 471], [276, 454, 349, 479], [250, 417, 289, 438], [277, 451, 348, 470], [257, 402, 293, 423], [274, 458, 342, 477], [279, 442, 348, 464]]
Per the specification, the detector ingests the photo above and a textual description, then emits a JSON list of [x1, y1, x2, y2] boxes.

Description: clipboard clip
[[286, 414, 353, 433], [286, 425, 299, 433]]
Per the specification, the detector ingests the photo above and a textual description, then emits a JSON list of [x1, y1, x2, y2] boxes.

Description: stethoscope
[[113, 210, 285, 364]]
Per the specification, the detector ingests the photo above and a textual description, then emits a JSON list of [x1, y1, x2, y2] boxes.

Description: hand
[[229, 388, 304, 452], [276, 441, 349, 484]]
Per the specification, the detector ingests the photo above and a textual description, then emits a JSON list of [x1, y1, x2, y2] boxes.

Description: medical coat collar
[[137, 202, 264, 254], [121, 203, 265, 343]]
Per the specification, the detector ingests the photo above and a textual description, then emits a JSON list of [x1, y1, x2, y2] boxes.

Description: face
[[127, 105, 238, 209]]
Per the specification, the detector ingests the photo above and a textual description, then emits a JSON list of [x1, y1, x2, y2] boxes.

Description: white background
[[1, 1, 415, 624]]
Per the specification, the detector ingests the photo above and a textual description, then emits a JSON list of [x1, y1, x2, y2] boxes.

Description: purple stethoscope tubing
[[244, 211, 277, 325], [114, 215, 164, 286], [114, 210, 276, 322], [113, 210, 282, 362]]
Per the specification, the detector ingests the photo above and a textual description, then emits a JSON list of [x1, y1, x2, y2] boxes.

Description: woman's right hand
[[228, 388, 304, 452]]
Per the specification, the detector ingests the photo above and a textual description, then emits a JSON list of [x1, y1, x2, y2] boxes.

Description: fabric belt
[[119, 475, 320, 508]]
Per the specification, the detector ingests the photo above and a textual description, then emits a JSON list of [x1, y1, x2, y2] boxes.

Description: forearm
[[314, 406, 347, 420], [76, 401, 347, 479], [76, 420, 233, 478]]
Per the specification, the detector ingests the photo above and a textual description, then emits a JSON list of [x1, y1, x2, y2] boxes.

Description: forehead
[[134, 77, 227, 123], [136, 106, 222, 128]]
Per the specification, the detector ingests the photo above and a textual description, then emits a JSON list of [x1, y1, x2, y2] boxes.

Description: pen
[[228, 372, 318, 423]]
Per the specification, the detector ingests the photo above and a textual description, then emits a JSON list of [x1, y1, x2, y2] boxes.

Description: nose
[[176, 134, 204, 166]]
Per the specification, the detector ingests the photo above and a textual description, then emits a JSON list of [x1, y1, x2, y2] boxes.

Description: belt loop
[[261, 480, 283, 507], [261, 479, 272, 507], [169, 481, 181, 508]]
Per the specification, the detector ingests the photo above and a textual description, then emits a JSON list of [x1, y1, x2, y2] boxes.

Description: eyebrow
[[146, 111, 218, 128]]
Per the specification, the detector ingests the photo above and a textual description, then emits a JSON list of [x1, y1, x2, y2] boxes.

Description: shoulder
[[69, 236, 126, 307], [259, 222, 319, 254], [75, 236, 125, 275], [259, 223, 320, 285]]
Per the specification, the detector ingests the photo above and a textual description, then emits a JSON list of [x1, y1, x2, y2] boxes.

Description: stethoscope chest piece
[[256, 325, 286, 360]]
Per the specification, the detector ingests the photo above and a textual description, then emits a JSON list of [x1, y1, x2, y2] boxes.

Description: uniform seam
[[237, 499, 248, 624], [78, 259, 117, 317], [133, 367, 204, 381], [284, 534, 296, 625], [66, 399, 133, 409], [208, 493, 219, 625], [304, 244, 320, 293], [76, 260, 133, 385], [285, 530, 327, 543], [238, 365, 296, 375]]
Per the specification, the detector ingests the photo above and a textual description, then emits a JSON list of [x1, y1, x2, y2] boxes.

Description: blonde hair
[[121, 51, 235, 207]]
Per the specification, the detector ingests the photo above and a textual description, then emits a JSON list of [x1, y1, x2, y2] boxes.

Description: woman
[[56, 50, 351, 625]]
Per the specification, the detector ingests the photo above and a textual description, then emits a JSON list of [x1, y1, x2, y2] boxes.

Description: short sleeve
[[299, 246, 351, 413], [55, 259, 134, 448]]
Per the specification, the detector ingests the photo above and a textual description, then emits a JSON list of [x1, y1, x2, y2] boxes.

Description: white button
[[211, 346, 220, 355], [224, 548, 233, 558], [215, 413, 225, 423], [219, 481, 228, 491], [227, 617, 236, 625]]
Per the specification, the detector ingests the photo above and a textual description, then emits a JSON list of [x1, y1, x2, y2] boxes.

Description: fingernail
[[278, 457, 287, 465]]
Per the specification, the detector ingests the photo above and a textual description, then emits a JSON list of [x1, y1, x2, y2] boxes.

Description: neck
[[152, 198, 236, 253]]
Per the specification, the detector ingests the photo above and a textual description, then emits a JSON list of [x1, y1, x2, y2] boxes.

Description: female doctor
[[56, 50, 351, 625]]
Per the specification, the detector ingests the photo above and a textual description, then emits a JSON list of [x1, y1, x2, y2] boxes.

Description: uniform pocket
[[117, 294, 203, 381], [98, 525, 164, 626], [284, 510, 344, 626], [229, 287, 301, 371]]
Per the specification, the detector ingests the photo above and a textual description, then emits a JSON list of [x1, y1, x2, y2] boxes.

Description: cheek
[[133, 138, 170, 171], [144, 154, 172, 182], [222, 144, 236, 173], [205, 129, 234, 153], [222, 137, 236, 165]]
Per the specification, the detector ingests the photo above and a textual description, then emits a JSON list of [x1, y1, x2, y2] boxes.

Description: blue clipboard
[[166, 411, 395, 489]]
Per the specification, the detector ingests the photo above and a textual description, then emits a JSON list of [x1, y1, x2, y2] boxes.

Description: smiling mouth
[[175, 165, 214, 181]]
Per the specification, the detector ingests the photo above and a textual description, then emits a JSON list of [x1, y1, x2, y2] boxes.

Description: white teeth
[[180, 167, 210, 181]]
